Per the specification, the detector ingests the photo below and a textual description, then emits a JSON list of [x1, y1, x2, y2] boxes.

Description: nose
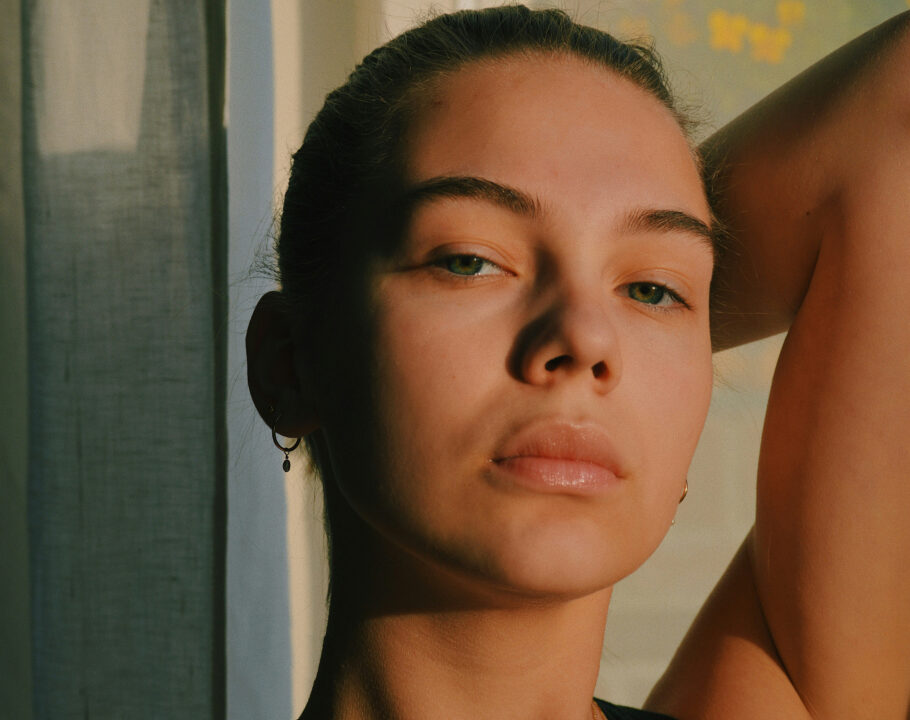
[[510, 283, 622, 393]]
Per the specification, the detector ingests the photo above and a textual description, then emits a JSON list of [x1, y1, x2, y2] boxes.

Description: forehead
[[402, 53, 709, 228]]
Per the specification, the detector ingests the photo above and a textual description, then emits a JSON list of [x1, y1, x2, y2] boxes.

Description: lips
[[490, 420, 624, 493]]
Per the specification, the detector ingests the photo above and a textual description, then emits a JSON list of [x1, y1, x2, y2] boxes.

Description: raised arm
[[705, 11, 910, 352], [648, 12, 910, 719]]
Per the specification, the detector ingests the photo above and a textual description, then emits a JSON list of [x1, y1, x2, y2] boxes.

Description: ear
[[246, 291, 320, 438]]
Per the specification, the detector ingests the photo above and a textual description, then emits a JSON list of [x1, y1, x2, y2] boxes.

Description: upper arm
[[650, 13, 910, 719], [706, 11, 910, 352], [645, 535, 812, 720], [749, 124, 910, 717]]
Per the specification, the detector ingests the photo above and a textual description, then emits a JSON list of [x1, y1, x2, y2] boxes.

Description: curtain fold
[[0, 0, 32, 716], [20, 1, 227, 716]]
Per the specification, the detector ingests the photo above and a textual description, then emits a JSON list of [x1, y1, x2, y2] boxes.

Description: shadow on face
[[299, 52, 715, 614]]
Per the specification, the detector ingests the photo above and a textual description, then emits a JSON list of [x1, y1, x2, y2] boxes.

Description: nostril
[[591, 361, 607, 378], [545, 355, 571, 372]]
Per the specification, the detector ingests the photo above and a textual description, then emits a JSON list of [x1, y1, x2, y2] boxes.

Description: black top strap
[[595, 698, 677, 720]]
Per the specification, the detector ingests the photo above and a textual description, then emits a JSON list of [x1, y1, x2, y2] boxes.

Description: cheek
[[605, 321, 712, 567], [374, 294, 504, 426], [341, 289, 508, 524], [624, 317, 713, 483]]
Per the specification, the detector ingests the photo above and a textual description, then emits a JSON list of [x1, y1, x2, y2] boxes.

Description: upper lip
[[491, 419, 625, 476]]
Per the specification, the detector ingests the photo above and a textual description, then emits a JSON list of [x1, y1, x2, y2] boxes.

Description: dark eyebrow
[[393, 178, 715, 255], [621, 207, 715, 254], [396, 175, 542, 219]]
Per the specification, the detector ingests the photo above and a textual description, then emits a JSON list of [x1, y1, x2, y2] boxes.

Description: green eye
[[445, 255, 485, 275], [628, 282, 668, 305], [438, 254, 504, 277]]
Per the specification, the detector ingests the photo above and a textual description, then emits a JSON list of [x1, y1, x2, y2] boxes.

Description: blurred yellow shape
[[617, 15, 653, 39], [749, 23, 792, 63], [668, 11, 698, 47], [709, 9, 750, 53], [777, 0, 806, 26]]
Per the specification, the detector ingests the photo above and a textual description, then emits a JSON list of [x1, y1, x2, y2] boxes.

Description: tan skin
[[248, 13, 910, 720]]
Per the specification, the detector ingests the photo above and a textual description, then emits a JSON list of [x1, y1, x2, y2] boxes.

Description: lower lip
[[490, 457, 620, 495]]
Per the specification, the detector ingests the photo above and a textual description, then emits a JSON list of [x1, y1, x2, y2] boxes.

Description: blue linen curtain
[[2, 1, 227, 716]]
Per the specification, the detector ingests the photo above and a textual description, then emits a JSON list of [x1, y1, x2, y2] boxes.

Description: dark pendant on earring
[[272, 413, 301, 474]]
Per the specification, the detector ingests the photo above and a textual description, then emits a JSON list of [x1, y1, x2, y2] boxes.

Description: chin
[[420, 510, 672, 604]]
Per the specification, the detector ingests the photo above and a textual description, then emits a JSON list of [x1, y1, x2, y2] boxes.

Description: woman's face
[[318, 53, 714, 601]]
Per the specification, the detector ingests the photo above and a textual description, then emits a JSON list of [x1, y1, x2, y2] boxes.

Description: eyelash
[[430, 253, 691, 310], [624, 282, 691, 311], [430, 254, 506, 279]]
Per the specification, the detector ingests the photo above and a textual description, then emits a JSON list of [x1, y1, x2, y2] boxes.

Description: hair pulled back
[[274, 5, 693, 598], [277, 5, 690, 322]]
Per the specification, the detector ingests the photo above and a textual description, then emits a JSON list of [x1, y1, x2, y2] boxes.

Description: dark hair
[[274, 5, 700, 602]]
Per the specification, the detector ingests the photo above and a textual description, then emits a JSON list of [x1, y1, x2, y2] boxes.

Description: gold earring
[[679, 478, 688, 504]]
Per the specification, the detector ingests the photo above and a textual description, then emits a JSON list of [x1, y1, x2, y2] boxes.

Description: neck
[[301, 538, 612, 720]]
